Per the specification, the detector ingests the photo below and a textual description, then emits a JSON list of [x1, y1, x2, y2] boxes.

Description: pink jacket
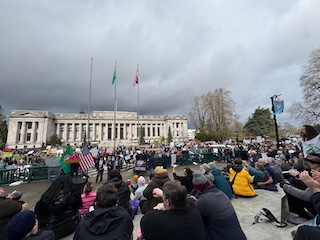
[[79, 191, 96, 215]]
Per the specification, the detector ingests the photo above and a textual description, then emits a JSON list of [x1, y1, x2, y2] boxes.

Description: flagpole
[[270, 94, 280, 147], [113, 61, 117, 151], [87, 57, 93, 145], [137, 64, 140, 144]]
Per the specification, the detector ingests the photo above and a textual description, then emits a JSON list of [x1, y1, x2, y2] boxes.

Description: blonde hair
[[154, 166, 168, 177]]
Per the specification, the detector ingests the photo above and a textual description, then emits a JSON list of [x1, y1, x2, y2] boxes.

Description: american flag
[[79, 145, 95, 172], [133, 71, 139, 86]]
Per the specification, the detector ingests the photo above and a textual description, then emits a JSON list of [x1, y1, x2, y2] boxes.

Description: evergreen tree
[[48, 134, 62, 146], [0, 105, 8, 150], [244, 107, 274, 137], [167, 127, 173, 143], [139, 126, 145, 145]]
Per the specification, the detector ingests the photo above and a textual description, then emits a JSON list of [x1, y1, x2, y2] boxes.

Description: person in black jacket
[[172, 165, 193, 193], [141, 181, 205, 240], [74, 184, 133, 240], [294, 170, 320, 240], [35, 174, 82, 239], [104, 169, 132, 217]]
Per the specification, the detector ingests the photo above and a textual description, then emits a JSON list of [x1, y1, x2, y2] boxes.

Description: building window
[[27, 122, 32, 129], [36, 122, 39, 129], [26, 133, 31, 141]]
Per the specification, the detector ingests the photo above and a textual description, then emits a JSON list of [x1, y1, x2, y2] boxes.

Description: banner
[[273, 100, 284, 115]]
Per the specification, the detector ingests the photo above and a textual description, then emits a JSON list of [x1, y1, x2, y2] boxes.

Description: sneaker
[[287, 216, 309, 225]]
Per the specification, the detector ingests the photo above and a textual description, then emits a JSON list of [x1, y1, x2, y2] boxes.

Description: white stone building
[[6, 110, 188, 149]]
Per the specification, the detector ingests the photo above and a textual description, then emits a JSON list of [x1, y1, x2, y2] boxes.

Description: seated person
[[172, 165, 193, 193], [141, 166, 171, 214], [133, 176, 148, 210], [294, 169, 320, 240], [281, 154, 320, 225], [229, 159, 256, 197], [105, 169, 132, 217], [208, 162, 233, 199], [6, 210, 54, 240], [79, 182, 96, 216], [74, 183, 133, 240], [141, 181, 206, 240], [35, 174, 82, 239], [246, 161, 278, 191]]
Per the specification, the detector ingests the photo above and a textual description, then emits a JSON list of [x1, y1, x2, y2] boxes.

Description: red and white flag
[[79, 145, 95, 172], [133, 71, 139, 86]]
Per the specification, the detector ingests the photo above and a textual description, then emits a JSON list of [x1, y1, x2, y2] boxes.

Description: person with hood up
[[74, 183, 133, 240], [229, 159, 256, 197], [208, 162, 233, 199], [104, 169, 132, 217]]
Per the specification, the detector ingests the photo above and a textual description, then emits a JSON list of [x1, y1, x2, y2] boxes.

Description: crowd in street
[[0, 125, 320, 239]]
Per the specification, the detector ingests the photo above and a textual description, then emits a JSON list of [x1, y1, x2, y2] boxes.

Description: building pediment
[[10, 110, 48, 118]]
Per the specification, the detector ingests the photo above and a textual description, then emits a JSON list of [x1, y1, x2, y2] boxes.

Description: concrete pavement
[[1, 163, 304, 240]]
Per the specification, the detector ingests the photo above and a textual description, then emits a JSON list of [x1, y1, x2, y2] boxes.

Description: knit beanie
[[6, 211, 36, 240], [200, 163, 210, 173], [138, 176, 146, 186], [205, 173, 215, 184], [208, 162, 216, 170], [192, 171, 210, 191], [133, 175, 139, 183]]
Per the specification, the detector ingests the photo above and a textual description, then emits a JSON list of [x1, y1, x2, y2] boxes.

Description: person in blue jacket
[[208, 162, 233, 199]]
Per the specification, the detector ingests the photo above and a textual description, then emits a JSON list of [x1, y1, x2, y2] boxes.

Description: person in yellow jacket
[[229, 159, 256, 197]]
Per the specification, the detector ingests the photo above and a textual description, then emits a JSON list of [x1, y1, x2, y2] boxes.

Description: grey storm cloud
[[1, 0, 320, 127]]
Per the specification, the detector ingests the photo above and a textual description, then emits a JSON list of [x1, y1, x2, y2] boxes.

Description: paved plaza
[[1, 163, 305, 240]]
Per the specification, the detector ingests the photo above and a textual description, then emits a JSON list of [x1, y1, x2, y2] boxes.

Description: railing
[[154, 152, 218, 166]]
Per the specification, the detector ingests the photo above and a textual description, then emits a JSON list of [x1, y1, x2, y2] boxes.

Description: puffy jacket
[[229, 164, 256, 197], [211, 168, 233, 198]]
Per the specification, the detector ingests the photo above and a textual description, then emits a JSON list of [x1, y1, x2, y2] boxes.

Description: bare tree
[[189, 95, 209, 133], [189, 88, 238, 141], [289, 47, 320, 124]]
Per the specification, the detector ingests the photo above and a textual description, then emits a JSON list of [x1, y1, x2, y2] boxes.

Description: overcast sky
[[1, 0, 320, 128]]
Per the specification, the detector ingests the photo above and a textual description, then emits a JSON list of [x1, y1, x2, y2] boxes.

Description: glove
[[279, 181, 286, 188]]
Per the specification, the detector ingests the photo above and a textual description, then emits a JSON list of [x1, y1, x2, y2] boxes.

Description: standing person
[[6, 210, 54, 240], [301, 125, 320, 157], [172, 165, 193, 193], [79, 182, 96, 216], [192, 171, 247, 240], [147, 152, 156, 174], [140, 181, 206, 240], [74, 184, 133, 240], [96, 156, 105, 183], [161, 150, 167, 169]]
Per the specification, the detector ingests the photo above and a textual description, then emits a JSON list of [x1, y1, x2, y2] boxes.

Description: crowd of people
[[0, 124, 320, 239]]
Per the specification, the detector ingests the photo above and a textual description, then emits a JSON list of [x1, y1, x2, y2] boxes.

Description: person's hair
[[84, 182, 93, 196], [302, 125, 319, 141], [234, 158, 243, 165], [184, 167, 193, 177], [163, 181, 187, 209], [255, 162, 266, 172], [95, 184, 118, 208]]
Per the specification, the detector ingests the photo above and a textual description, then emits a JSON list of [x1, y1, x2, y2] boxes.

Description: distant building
[[188, 129, 196, 140], [6, 110, 188, 149]]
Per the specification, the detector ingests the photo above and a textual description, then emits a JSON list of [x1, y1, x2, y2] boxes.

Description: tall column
[[99, 123, 102, 141], [111, 123, 115, 141], [92, 123, 96, 141], [72, 123, 75, 143], [57, 123, 61, 138], [117, 123, 121, 140], [20, 122, 26, 143], [129, 124, 132, 140], [31, 121, 36, 143], [79, 123, 83, 142], [64, 123, 68, 142]]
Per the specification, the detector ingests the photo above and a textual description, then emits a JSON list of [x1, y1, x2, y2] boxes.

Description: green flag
[[112, 69, 116, 85], [59, 145, 72, 174]]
